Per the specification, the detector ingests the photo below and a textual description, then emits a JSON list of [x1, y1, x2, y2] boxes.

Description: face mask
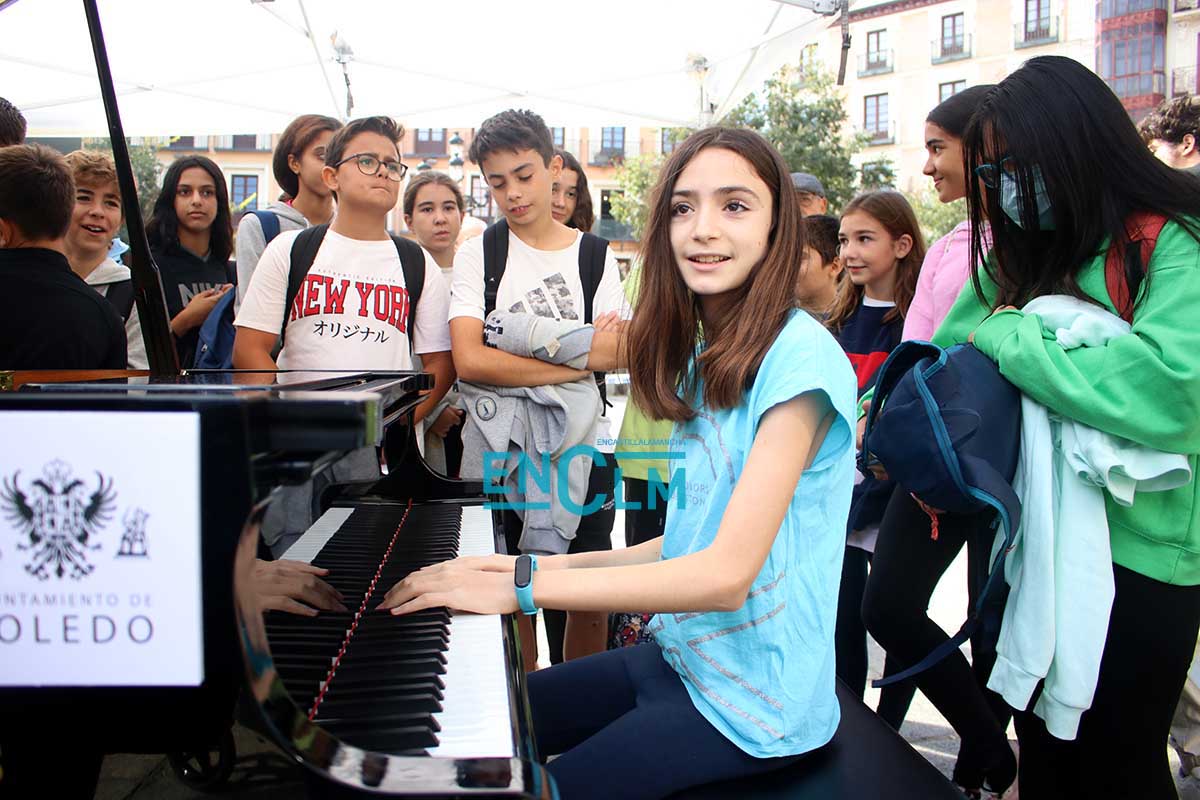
[[998, 166, 1055, 230]]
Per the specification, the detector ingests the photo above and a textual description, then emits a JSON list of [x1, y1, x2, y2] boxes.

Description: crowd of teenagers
[[2, 55, 1200, 799]]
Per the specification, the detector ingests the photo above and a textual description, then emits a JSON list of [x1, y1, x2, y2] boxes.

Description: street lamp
[[686, 53, 713, 127], [417, 159, 434, 172], [447, 129, 467, 197]]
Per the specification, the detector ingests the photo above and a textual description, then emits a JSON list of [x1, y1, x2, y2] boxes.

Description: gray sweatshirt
[[459, 310, 600, 555], [234, 202, 309, 311], [84, 258, 147, 370]]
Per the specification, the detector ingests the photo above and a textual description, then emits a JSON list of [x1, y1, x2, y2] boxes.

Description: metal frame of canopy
[[2, 0, 840, 136]]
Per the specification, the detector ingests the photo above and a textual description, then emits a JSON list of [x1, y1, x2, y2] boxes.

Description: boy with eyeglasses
[[234, 116, 454, 569]]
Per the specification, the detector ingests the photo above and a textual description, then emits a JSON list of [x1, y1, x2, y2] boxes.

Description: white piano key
[[427, 505, 515, 758], [280, 507, 354, 563]]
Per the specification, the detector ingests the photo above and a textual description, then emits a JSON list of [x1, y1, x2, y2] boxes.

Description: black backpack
[[281, 224, 425, 351], [482, 218, 610, 404], [104, 279, 136, 322]]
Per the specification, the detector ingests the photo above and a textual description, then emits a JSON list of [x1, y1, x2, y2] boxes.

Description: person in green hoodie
[[885, 56, 1200, 799]]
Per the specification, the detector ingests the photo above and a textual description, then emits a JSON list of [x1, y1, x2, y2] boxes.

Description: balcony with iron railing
[[1015, 17, 1060, 48], [1174, 65, 1198, 96], [932, 33, 971, 64], [858, 49, 894, 77], [860, 120, 896, 146], [1176, 0, 1198, 12], [589, 133, 639, 168]]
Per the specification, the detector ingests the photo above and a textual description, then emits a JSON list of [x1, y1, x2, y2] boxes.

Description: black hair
[[963, 56, 1200, 310], [556, 148, 594, 231], [274, 114, 342, 198], [800, 214, 840, 265], [0, 97, 26, 147], [0, 144, 73, 240], [467, 109, 554, 168], [926, 84, 994, 139], [147, 155, 233, 263], [1138, 95, 1200, 147]]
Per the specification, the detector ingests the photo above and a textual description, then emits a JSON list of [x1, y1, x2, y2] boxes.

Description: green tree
[[723, 66, 894, 211], [859, 157, 897, 191], [609, 153, 665, 242], [82, 137, 164, 224], [905, 184, 966, 245]]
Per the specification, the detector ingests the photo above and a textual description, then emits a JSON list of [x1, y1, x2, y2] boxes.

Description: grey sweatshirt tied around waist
[[459, 310, 600, 555]]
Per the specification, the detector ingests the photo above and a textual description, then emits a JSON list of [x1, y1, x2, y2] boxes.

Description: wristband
[[514, 554, 538, 615]]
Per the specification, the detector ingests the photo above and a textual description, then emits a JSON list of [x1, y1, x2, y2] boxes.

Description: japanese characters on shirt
[[235, 228, 451, 373]]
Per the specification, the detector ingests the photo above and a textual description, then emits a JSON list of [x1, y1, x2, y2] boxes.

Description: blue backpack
[[861, 341, 1023, 687], [194, 210, 279, 369]]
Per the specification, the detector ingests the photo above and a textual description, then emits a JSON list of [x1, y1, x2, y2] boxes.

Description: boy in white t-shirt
[[450, 109, 629, 667], [233, 116, 454, 606]]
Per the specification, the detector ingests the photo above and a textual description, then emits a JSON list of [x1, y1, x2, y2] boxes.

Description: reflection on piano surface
[[2, 369, 552, 797]]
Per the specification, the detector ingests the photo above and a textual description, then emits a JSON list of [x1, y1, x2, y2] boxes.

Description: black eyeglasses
[[332, 153, 408, 182], [973, 156, 1014, 190]]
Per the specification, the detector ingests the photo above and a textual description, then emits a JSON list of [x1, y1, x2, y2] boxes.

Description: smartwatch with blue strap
[[514, 554, 538, 615]]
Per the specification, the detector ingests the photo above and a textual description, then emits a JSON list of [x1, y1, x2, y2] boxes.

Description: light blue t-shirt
[[650, 309, 857, 758]]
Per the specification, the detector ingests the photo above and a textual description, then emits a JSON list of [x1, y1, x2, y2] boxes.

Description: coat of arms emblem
[[1, 460, 117, 580]]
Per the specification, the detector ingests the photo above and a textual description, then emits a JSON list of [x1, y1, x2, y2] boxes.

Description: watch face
[[515, 555, 532, 587]]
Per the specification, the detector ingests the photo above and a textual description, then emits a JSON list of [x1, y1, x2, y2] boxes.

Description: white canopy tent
[[1, 0, 838, 137]]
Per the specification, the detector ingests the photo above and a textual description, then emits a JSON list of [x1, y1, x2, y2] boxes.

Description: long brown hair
[[627, 127, 805, 422], [556, 148, 595, 231], [826, 190, 924, 331]]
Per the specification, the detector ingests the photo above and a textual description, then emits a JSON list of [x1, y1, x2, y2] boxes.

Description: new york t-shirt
[[235, 228, 451, 372]]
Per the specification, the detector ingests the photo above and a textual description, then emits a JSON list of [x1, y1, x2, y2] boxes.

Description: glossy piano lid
[[20, 369, 432, 393], [232, 504, 555, 798]]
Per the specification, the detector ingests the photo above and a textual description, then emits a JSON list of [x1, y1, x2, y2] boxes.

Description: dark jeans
[[623, 476, 668, 548], [1011, 564, 1200, 799], [835, 545, 916, 724], [529, 643, 802, 800], [862, 487, 1012, 787]]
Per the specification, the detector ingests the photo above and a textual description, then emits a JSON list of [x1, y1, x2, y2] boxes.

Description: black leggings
[[835, 545, 916, 722], [862, 487, 1012, 787], [1012, 563, 1200, 799]]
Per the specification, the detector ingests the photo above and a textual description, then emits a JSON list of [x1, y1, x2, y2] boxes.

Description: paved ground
[[93, 394, 1198, 798]]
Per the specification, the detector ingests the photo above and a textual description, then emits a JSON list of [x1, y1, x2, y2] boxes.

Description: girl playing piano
[[381, 127, 857, 800]]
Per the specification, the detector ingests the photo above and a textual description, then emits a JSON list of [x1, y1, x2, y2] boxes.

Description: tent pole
[[81, 0, 180, 377]]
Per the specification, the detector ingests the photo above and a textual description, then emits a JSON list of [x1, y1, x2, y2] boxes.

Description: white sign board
[[0, 411, 204, 686]]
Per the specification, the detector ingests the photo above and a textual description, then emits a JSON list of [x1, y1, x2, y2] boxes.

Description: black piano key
[[321, 724, 440, 754], [316, 691, 442, 717], [266, 503, 473, 754]]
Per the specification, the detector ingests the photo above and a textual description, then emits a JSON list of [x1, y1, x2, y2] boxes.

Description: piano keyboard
[[272, 503, 515, 759]]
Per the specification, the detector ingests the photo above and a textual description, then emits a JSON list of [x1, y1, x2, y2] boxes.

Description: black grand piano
[[0, 2, 963, 797]]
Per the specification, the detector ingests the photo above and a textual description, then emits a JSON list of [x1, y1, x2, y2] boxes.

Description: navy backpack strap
[[248, 209, 281, 246], [104, 278, 136, 322], [282, 224, 328, 343], [482, 218, 509, 318], [390, 235, 425, 350]]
